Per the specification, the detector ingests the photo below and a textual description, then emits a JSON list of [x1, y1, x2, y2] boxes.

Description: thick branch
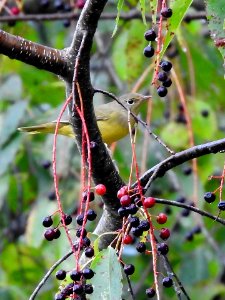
[[137, 138, 225, 189], [0, 30, 70, 78], [66, 0, 124, 249]]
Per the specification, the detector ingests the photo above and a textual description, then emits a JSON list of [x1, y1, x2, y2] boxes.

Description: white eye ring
[[127, 99, 134, 105]]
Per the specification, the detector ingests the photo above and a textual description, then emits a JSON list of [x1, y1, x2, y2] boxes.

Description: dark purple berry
[[144, 29, 157, 41], [54, 228, 61, 239], [185, 232, 194, 241], [143, 45, 155, 58], [82, 268, 95, 279], [54, 0, 64, 10], [183, 166, 192, 175], [127, 204, 138, 215], [181, 209, 190, 217], [63, 19, 71, 28], [44, 228, 55, 241], [129, 216, 140, 228], [146, 288, 156, 298], [70, 270, 82, 281], [61, 283, 73, 296], [157, 71, 168, 82], [201, 110, 209, 117], [163, 78, 172, 87], [42, 160, 51, 169], [73, 284, 84, 295], [48, 190, 56, 201], [82, 191, 95, 202], [157, 242, 169, 255], [192, 225, 201, 234], [64, 4, 72, 11], [56, 269, 66, 280], [42, 216, 53, 227], [76, 228, 87, 238], [139, 220, 150, 231], [162, 277, 173, 287], [218, 201, 225, 211], [176, 196, 186, 203], [76, 214, 84, 225], [82, 237, 91, 247], [161, 7, 173, 18], [61, 214, 72, 225], [85, 247, 94, 258], [40, 0, 50, 8], [136, 242, 146, 253], [160, 60, 173, 72], [157, 86, 168, 97], [84, 284, 94, 294], [131, 227, 143, 237], [87, 209, 97, 221], [204, 192, 216, 203], [124, 264, 135, 275], [118, 207, 129, 217]]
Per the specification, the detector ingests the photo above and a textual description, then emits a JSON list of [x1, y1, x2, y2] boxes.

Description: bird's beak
[[142, 95, 152, 101]]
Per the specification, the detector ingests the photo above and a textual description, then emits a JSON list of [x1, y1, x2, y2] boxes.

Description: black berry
[[82, 191, 95, 202], [44, 228, 55, 241], [82, 268, 95, 279], [201, 110, 209, 117], [157, 86, 168, 97], [64, 3, 72, 11], [160, 60, 173, 72], [76, 228, 87, 238], [127, 204, 138, 215], [54, 228, 61, 239], [118, 207, 129, 217], [146, 288, 156, 298], [55, 293, 65, 300], [129, 216, 140, 228], [85, 247, 94, 258], [84, 284, 94, 294], [163, 78, 172, 87], [131, 227, 143, 237], [42, 216, 53, 227], [54, 0, 64, 10], [157, 242, 169, 255], [41, 160, 51, 169], [73, 284, 84, 295], [61, 214, 72, 225], [144, 29, 157, 41], [176, 196, 186, 203], [63, 19, 71, 28], [139, 220, 150, 231], [48, 190, 56, 201], [70, 270, 82, 281], [56, 269, 66, 280], [181, 208, 190, 217], [204, 192, 216, 203], [76, 214, 84, 225], [183, 166, 192, 175], [40, 0, 50, 8], [162, 277, 173, 287], [192, 225, 201, 234], [124, 264, 135, 275], [136, 242, 146, 253], [82, 237, 91, 247], [143, 45, 155, 58], [157, 71, 168, 82], [218, 201, 225, 211], [161, 7, 173, 18], [87, 209, 97, 221], [185, 232, 194, 241]]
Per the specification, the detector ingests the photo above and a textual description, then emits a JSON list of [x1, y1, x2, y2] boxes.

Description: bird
[[18, 93, 151, 145]]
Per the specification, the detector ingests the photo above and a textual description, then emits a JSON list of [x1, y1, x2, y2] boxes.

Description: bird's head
[[119, 93, 151, 114]]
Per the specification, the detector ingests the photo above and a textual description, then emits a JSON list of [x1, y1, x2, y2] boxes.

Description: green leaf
[[0, 101, 27, 146], [112, 0, 124, 37], [160, 0, 193, 58], [0, 136, 22, 176], [89, 247, 123, 300], [112, 20, 146, 82], [160, 122, 189, 149], [206, 0, 225, 72], [139, 0, 146, 25]]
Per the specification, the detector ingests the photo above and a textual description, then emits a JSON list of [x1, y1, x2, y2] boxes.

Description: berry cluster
[[55, 268, 94, 299], [204, 191, 225, 211], [143, 6, 173, 98]]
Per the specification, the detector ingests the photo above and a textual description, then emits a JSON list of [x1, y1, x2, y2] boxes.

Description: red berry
[[10, 7, 20, 15], [157, 213, 167, 224], [120, 195, 131, 207], [117, 186, 128, 199], [95, 184, 106, 196], [76, 0, 85, 9], [159, 228, 170, 240], [143, 197, 156, 208], [123, 235, 133, 245]]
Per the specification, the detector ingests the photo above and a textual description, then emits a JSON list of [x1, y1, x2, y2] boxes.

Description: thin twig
[[125, 274, 136, 300], [29, 250, 73, 300]]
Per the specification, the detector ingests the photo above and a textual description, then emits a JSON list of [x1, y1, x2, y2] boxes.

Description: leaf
[[112, 20, 146, 82], [0, 101, 27, 146], [160, 0, 193, 58], [139, 0, 146, 25], [112, 0, 124, 37], [160, 122, 189, 149], [206, 0, 225, 71], [89, 247, 123, 300], [0, 136, 22, 176]]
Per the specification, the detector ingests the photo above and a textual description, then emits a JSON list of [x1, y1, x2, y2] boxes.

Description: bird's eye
[[127, 99, 134, 105]]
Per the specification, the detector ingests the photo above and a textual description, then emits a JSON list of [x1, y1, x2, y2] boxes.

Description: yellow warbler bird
[[18, 93, 151, 145]]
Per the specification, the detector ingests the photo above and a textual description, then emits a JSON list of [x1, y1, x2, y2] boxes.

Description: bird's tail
[[18, 121, 74, 138]]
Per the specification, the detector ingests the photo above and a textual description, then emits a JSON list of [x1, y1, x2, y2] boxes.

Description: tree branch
[[0, 29, 70, 78]]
